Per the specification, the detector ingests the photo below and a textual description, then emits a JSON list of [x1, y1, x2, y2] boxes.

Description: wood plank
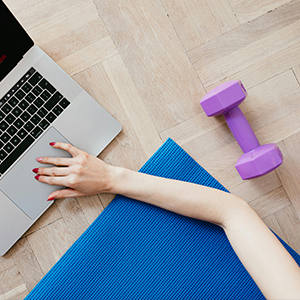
[[96, 0, 205, 132], [196, 20, 300, 87], [207, 41, 300, 91], [293, 64, 300, 82], [188, 0, 300, 86], [10, 238, 44, 292], [180, 0, 239, 43], [0, 253, 14, 273], [248, 187, 291, 219], [159, 0, 203, 51], [276, 132, 300, 220], [77, 195, 104, 225], [263, 214, 287, 242], [27, 219, 74, 274], [0, 266, 27, 299], [229, 0, 291, 24], [23, 202, 62, 236], [57, 37, 117, 76], [275, 205, 300, 253], [7, 0, 86, 30], [102, 55, 162, 159], [230, 172, 282, 203], [56, 198, 90, 240], [1, 284, 28, 300]]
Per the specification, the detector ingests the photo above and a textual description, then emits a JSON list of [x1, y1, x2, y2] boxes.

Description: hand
[[33, 142, 116, 200]]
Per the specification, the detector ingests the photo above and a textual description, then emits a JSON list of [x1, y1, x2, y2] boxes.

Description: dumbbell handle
[[224, 107, 260, 153]]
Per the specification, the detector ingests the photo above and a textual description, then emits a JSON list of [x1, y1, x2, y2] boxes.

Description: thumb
[[47, 188, 86, 201]]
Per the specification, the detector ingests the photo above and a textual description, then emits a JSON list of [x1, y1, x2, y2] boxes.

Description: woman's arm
[[35, 142, 300, 299]]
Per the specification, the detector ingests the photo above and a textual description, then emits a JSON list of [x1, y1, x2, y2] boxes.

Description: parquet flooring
[[1, 0, 300, 298]]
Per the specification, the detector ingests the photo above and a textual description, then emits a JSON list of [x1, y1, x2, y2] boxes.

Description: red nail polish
[[49, 142, 55, 146], [47, 197, 55, 201], [32, 168, 39, 173], [35, 175, 40, 180]]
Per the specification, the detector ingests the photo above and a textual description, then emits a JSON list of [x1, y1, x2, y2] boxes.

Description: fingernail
[[35, 175, 40, 180], [32, 168, 39, 173], [47, 197, 55, 201], [49, 142, 55, 146], [36, 157, 43, 162]]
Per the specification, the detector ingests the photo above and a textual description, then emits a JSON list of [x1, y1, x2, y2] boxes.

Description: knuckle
[[67, 175, 77, 187], [74, 165, 83, 175], [48, 177, 55, 185]]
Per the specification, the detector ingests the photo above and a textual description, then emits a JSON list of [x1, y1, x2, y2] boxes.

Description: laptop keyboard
[[0, 67, 70, 176]]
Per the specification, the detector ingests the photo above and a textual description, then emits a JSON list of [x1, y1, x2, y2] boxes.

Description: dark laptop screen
[[0, 1, 33, 81]]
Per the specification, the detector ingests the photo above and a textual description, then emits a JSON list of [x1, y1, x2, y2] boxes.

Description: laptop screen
[[0, 1, 33, 81]]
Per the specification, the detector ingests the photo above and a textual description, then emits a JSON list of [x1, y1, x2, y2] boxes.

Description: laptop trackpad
[[0, 127, 72, 220]]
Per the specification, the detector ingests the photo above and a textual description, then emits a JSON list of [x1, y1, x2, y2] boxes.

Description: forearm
[[110, 167, 239, 227], [109, 167, 300, 299]]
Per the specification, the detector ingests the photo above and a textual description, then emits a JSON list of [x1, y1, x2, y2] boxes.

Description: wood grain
[[2, 0, 300, 297]]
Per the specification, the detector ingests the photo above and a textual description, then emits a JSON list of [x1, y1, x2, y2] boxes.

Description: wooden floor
[[1, 0, 300, 298]]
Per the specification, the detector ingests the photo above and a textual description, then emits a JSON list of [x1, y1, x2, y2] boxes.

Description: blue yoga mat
[[26, 138, 300, 299]]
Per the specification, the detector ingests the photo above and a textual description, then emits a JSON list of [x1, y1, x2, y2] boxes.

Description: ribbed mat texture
[[26, 138, 300, 300]]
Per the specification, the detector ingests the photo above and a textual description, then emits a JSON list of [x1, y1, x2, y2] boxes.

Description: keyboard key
[[21, 82, 32, 94], [27, 105, 38, 115], [34, 98, 44, 108], [0, 135, 34, 174], [29, 72, 42, 86], [8, 96, 18, 107], [7, 125, 17, 136], [32, 85, 42, 96], [59, 98, 70, 109], [31, 126, 43, 139], [0, 112, 5, 121], [0, 141, 3, 149], [13, 119, 24, 129], [0, 133, 10, 143], [4, 143, 14, 154], [46, 112, 56, 123], [25, 92, 35, 103], [19, 99, 29, 110], [15, 90, 26, 100], [11, 136, 21, 146], [1, 104, 12, 114], [39, 119, 50, 130], [37, 107, 47, 118], [20, 111, 30, 122], [39, 79, 56, 94], [17, 128, 27, 139], [0, 150, 7, 160], [12, 107, 22, 117], [0, 121, 9, 131], [53, 105, 63, 116], [40, 90, 51, 101], [45, 92, 63, 111], [30, 114, 41, 125], [5, 113, 15, 124], [24, 121, 34, 132]]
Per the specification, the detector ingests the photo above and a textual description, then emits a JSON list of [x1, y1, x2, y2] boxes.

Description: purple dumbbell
[[200, 80, 283, 180]]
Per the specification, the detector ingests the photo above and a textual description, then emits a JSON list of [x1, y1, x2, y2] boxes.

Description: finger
[[35, 174, 68, 187], [47, 188, 86, 201], [33, 166, 70, 177], [49, 142, 81, 157], [36, 156, 74, 166]]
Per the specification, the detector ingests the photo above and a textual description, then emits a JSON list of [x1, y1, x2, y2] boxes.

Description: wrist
[[106, 165, 127, 194]]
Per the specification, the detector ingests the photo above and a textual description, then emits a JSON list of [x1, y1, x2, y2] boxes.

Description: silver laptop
[[0, 1, 122, 255]]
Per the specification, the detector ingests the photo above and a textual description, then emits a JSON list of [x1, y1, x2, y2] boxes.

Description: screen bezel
[[0, 1, 34, 81]]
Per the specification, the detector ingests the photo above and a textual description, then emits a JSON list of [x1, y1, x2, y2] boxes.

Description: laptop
[[0, 1, 122, 255]]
